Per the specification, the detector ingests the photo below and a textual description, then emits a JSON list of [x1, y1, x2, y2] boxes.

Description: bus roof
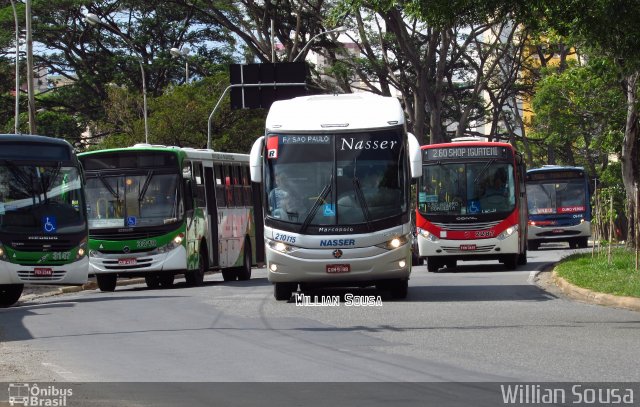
[[421, 140, 515, 150], [78, 144, 249, 163], [0, 133, 73, 148], [527, 165, 585, 174], [265, 93, 404, 132]]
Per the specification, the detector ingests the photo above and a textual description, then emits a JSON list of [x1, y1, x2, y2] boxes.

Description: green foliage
[[529, 59, 625, 169], [90, 74, 265, 154], [556, 249, 640, 297]]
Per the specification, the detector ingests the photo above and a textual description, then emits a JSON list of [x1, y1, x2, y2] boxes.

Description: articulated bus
[[78, 145, 264, 291], [0, 134, 89, 307], [250, 93, 422, 301], [416, 138, 528, 272], [525, 165, 591, 250]]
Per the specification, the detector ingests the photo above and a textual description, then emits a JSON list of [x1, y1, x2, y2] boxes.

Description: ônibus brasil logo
[[8, 383, 73, 406]]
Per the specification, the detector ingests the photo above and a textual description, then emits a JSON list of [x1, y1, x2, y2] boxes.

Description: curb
[[25, 278, 147, 299], [551, 269, 640, 312]]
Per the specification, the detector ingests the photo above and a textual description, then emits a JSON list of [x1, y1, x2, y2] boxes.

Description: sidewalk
[[19, 277, 146, 302]]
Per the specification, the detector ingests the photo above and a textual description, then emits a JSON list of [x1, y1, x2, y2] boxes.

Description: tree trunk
[[621, 71, 639, 246]]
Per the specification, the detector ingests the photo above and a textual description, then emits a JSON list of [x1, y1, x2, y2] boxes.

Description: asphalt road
[[1, 242, 639, 405]]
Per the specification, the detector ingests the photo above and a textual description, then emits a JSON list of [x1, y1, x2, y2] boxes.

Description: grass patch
[[555, 248, 640, 298]]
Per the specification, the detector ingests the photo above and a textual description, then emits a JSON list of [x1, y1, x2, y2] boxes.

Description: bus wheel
[[578, 237, 589, 248], [159, 274, 175, 288], [445, 259, 456, 269], [96, 274, 117, 292], [185, 246, 207, 287], [236, 240, 252, 281], [502, 255, 518, 270], [389, 279, 408, 299], [145, 274, 161, 289], [274, 283, 296, 301], [527, 240, 539, 251], [0, 284, 24, 307], [426, 258, 440, 272], [517, 249, 528, 265], [222, 269, 238, 282]]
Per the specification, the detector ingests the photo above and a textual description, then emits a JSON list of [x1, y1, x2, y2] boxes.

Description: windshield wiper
[[299, 174, 333, 234], [138, 170, 154, 202], [40, 162, 62, 203], [473, 159, 496, 185], [353, 177, 372, 231], [3, 160, 40, 204]]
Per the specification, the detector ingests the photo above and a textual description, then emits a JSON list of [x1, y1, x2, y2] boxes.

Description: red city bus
[[415, 138, 528, 272]]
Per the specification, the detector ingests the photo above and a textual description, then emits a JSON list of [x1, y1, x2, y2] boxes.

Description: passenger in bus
[[482, 168, 508, 198]]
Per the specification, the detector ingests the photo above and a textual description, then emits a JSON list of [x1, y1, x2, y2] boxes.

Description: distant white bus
[[250, 93, 422, 300]]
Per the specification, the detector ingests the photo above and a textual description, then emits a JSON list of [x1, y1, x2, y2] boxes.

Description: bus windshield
[[419, 161, 516, 215], [86, 172, 182, 229], [265, 129, 406, 226], [0, 162, 86, 234], [526, 180, 586, 214]]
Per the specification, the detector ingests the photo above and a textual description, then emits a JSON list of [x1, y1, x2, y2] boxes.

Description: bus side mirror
[[250, 136, 264, 183], [407, 133, 422, 179], [183, 179, 194, 213]]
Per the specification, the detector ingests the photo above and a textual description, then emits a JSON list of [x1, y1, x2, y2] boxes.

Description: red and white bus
[[415, 138, 528, 271]]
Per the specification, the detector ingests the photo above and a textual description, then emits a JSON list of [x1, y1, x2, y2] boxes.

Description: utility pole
[[25, 0, 36, 134], [10, 0, 20, 134]]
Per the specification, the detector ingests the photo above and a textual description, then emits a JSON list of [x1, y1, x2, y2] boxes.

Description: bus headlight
[[417, 227, 439, 243], [75, 239, 88, 260], [0, 242, 5, 260], [497, 225, 518, 240], [152, 233, 185, 254], [377, 234, 409, 250], [267, 239, 296, 254]]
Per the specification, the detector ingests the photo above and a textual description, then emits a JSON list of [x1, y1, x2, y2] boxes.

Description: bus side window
[[214, 164, 227, 208], [223, 165, 234, 207], [232, 166, 243, 207], [182, 161, 195, 213], [242, 165, 251, 206], [193, 161, 205, 208]]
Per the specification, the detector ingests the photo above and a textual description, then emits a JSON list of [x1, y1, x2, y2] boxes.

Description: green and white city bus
[[0, 134, 89, 307], [78, 145, 264, 291]]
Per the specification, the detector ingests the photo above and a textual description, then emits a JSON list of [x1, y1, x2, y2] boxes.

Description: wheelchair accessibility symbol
[[127, 216, 137, 226], [42, 216, 57, 234]]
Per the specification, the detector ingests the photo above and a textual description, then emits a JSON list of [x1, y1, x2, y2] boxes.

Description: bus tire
[[0, 284, 23, 307], [445, 259, 456, 269], [236, 240, 252, 281], [517, 249, 527, 265], [159, 274, 175, 288], [274, 282, 296, 301], [222, 269, 237, 282], [503, 254, 518, 270], [145, 274, 161, 289], [96, 274, 117, 292], [527, 240, 539, 251], [578, 237, 589, 248], [185, 246, 207, 287], [389, 279, 408, 299], [426, 258, 440, 272]]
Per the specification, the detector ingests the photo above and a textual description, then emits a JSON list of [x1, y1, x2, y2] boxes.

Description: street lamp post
[[292, 26, 347, 62], [85, 13, 149, 144], [169, 47, 190, 84], [10, 0, 20, 134]]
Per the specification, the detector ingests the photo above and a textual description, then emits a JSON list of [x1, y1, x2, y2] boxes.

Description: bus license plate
[[326, 264, 350, 273], [459, 244, 476, 251], [118, 258, 137, 266], [33, 267, 53, 277], [552, 229, 564, 234]]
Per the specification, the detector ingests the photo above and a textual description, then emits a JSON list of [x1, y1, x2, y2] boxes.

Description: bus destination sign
[[424, 146, 509, 161], [527, 170, 583, 181]]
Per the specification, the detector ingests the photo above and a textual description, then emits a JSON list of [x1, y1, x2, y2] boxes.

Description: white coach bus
[[250, 93, 422, 300]]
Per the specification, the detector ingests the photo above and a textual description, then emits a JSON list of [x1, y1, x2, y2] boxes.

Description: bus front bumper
[[266, 245, 411, 284], [0, 257, 89, 285], [417, 230, 520, 260], [527, 221, 591, 241], [89, 245, 187, 275]]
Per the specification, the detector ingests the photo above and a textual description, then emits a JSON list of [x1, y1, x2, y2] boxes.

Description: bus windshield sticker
[[468, 200, 480, 214], [267, 136, 279, 159], [127, 216, 137, 226], [42, 216, 57, 233], [323, 203, 336, 217]]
